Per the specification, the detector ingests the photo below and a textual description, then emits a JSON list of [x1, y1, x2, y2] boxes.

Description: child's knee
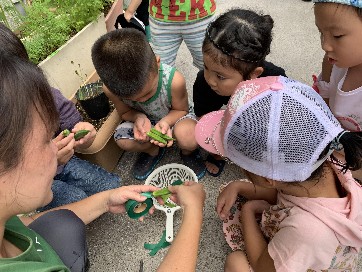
[[174, 119, 198, 149], [224, 251, 250, 272], [116, 138, 133, 151], [116, 137, 154, 153]]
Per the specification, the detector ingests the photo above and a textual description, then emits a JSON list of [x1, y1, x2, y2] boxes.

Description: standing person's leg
[[29, 209, 89, 272], [182, 15, 215, 70], [58, 156, 121, 196], [149, 17, 183, 67], [136, 0, 151, 41]]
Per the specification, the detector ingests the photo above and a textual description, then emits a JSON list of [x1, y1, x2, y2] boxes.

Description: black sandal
[[132, 148, 166, 180], [180, 149, 206, 180], [205, 154, 226, 177]]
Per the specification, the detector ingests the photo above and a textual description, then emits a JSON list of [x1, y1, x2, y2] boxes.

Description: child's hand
[[216, 181, 240, 221], [242, 200, 271, 217], [168, 181, 205, 210], [124, 9, 134, 22], [72, 122, 96, 149], [134, 116, 152, 142], [152, 121, 173, 147], [53, 131, 75, 165]]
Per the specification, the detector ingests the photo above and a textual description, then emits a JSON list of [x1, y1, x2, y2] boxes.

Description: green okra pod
[[149, 128, 175, 141], [152, 187, 171, 197], [147, 131, 168, 144], [152, 180, 183, 197], [74, 129, 90, 141], [153, 180, 183, 207], [62, 129, 71, 137]]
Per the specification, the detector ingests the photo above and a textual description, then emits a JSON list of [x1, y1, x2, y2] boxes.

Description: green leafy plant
[[0, 0, 24, 30], [19, 0, 114, 63]]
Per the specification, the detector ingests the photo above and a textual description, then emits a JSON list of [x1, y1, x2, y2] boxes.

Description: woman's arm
[[30, 185, 158, 225], [157, 182, 205, 272], [157, 208, 203, 272]]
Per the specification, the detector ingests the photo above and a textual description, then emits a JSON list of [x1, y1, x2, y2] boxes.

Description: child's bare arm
[[242, 200, 276, 272], [158, 71, 188, 127], [124, 0, 142, 22], [216, 180, 277, 220], [103, 85, 147, 122], [103, 85, 151, 140]]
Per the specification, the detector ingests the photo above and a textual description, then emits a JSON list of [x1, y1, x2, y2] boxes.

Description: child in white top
[[91, 28, 206, 181], [313, 0, 362, 180], [195, 76, 362, 271]]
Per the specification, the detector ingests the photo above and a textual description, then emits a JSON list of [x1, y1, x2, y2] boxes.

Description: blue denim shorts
[[39, 156, 121, 211]]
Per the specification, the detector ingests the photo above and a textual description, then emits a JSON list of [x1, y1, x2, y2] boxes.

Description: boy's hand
[[152, 121, 173, 147], [53, 132, 75, 165], [216, 181, 240, 221], [72, 122, 96, 148], [168, 181, 205, 210], [134, 116, 152, 142]]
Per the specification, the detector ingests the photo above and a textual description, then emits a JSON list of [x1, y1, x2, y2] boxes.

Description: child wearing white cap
[[313, 0, 362, 181], [195, 76, 362, 271]]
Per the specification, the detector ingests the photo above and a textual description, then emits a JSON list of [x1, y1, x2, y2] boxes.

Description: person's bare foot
[[205, 154, 226, 177]]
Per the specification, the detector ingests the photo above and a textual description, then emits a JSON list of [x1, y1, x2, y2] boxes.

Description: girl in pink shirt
[[195, 76, 362, 271]]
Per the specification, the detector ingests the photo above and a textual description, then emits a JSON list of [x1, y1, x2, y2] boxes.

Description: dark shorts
[[29, 209, 89, 272]]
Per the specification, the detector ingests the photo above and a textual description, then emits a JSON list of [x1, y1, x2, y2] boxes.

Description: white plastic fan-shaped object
[[145, 163, 198, 242]]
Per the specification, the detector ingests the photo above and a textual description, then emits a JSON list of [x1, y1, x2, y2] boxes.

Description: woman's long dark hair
[[0, 54, 59, 175]]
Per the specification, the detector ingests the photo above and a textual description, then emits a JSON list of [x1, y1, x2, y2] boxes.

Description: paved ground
[[86, 1, 362, 271]]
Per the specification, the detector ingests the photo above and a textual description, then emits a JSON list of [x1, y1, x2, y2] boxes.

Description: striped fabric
[[149, 15, 214, 69]]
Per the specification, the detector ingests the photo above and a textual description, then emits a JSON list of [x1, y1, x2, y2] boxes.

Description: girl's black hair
[[332, 131, 362, 172], [310, 131, 362, 180], [203, 8, 274, 80], [314, 3, 362, 19]]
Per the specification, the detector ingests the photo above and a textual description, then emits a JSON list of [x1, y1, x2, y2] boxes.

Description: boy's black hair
[[91, 28, 158, 98], [203, 8, 274, 80]]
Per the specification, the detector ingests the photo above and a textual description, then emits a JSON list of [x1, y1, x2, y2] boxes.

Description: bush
[[19, 0, 113, 64]]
